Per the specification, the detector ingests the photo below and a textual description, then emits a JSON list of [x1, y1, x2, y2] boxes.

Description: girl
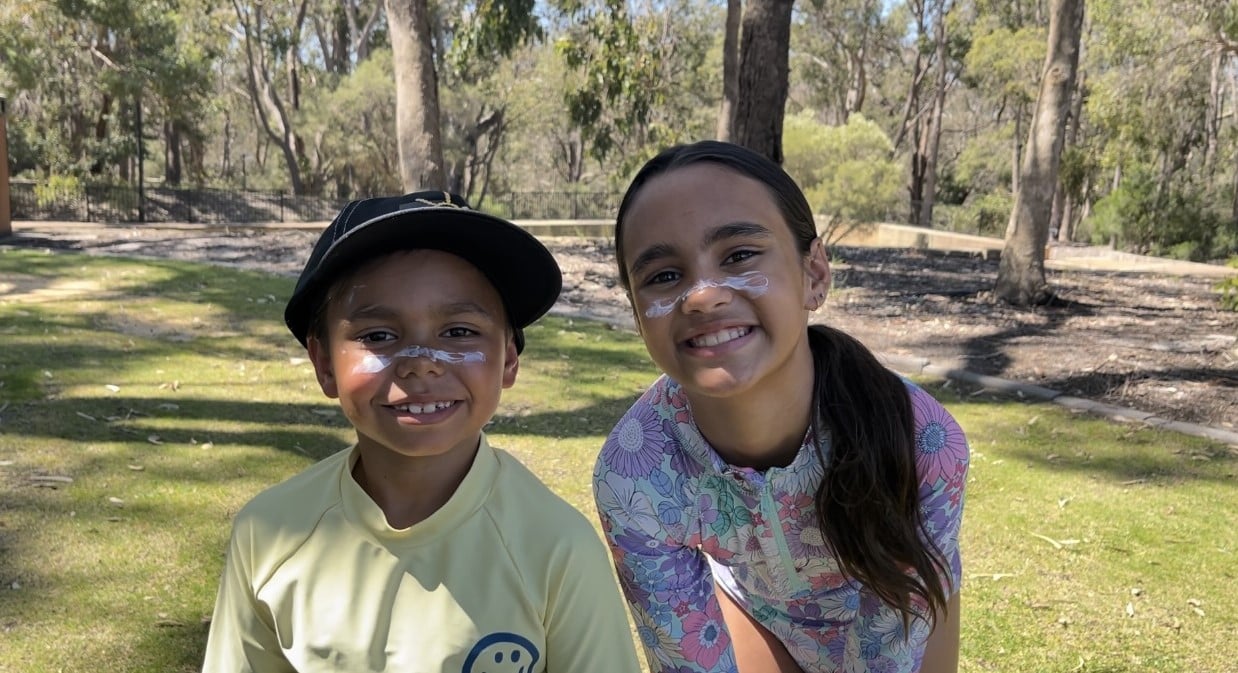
[[594, 141, 969, 673]]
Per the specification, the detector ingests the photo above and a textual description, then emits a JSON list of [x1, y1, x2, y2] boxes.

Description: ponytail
[[807, 325, 951, 630]]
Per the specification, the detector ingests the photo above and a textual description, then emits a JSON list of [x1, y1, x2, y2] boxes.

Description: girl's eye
[[724, 249, 758, 265], [443, 326, 479, 338]]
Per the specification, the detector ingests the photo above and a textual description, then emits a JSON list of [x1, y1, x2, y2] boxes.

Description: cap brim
[[284, 207, 561, 350]]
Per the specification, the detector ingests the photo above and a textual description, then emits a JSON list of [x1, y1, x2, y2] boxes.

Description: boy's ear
[[307, 335, 340, 399], [501, 332, 520, 389], [802, 237, 832, 311]]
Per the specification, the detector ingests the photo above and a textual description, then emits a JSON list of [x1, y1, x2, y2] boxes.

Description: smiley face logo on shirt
[[461, 632, 540, 673]]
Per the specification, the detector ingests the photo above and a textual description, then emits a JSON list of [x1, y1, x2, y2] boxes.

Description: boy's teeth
[[395, 401, 455, 414], [690, 327, 750, 348]]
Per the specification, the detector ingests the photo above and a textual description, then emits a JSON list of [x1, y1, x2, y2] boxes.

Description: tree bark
[[732, 0, 793, 163], [996, 0, 1085, 305], [386, 0, 446, 191], [717, 0, 741, 142], [1054, 71, 1086, 243]]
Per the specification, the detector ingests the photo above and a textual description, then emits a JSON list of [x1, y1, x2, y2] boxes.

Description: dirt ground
[[3, 223, 1236, 431]]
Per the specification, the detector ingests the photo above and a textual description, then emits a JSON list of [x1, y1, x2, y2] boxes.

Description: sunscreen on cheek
[[643, 271, 771, 318], [350, 346, 486, 375]]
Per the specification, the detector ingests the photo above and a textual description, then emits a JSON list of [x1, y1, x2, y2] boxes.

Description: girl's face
[[619, 163, 830, 402], [307, 249, 519, 462]]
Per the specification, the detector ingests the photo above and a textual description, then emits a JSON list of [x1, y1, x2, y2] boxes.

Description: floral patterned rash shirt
[[593, 375, 969, 673]]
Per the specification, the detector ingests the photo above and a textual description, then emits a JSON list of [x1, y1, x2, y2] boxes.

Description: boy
[[203, 191, 641, 672]]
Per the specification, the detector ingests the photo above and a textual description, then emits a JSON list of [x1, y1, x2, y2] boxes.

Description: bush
[[936, 188, 1013, 236], [1084, 165, 1230, 260], [33, 174, 84, 208], [782, 111, 902, 242]]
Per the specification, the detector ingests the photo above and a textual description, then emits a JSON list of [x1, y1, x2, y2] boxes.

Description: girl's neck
[[351, 437, 479, 529], [685, 348, 816, 471]]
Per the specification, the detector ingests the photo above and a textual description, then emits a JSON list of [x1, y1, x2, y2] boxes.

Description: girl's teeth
[[690, 327, 750, 348], [396, 401, 455, 414]]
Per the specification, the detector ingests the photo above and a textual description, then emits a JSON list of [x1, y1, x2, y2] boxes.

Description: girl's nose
[[680, 279, 733, 313]]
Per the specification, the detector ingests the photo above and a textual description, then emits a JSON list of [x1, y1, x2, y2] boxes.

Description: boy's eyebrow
[[628, 221, 773, 277], [343, 302, 497, 321]]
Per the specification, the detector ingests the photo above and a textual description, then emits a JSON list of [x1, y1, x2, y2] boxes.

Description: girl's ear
[[802, 236, 832, 311], [307, 336, 340, 398], [501, 333, 520, 389]]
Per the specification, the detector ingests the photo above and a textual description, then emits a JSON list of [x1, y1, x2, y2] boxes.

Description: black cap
[[284, 191, 561, 353]]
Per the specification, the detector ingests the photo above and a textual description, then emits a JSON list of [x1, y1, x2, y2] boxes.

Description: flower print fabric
[[593, 375, 969, 673]]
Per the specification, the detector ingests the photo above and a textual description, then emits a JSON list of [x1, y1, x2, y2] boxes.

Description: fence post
[[85, 186, 91, 222], [280, 193, 285, 222], [0, 96, 10, 237]]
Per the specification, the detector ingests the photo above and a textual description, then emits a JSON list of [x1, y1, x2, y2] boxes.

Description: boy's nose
[[393, 352, 444, 378]]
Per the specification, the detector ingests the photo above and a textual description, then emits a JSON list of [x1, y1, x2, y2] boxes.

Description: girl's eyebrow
[[703, 221, 772, 247], [629, 221, 773, 277]]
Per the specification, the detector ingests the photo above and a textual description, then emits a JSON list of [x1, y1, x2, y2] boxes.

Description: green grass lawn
[[0, 248, 1234, 673]]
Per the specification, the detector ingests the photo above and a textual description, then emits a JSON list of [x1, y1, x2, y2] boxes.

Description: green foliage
[[1217, 258, 1238, 312], [782, 112, 902, 239], [554, 0, 715, 174], [937, 188, 1014, 237], [954, 126, 1014, 196], [300, 49, 401, 198], [33, 174, 84, 208], [1083, 165, 1231, 260], [447, 0, 542, 79]]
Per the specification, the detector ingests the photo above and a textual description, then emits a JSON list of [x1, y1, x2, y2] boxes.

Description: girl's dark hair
[[615, 140, 951, 629]]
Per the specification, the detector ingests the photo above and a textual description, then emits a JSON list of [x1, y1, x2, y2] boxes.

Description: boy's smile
[[308, 249, 518, 464]]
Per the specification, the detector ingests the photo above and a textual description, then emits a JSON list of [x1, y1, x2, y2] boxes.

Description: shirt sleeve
[[594, 455, 736, 672], [542, 522, 645, 673], [201, 515, 294, 673], [907, 383, 971, 597]]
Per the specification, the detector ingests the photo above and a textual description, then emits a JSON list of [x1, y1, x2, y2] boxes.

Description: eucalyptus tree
[[731, 0, 794, 162], [556, 0, 719, 176], [0, 0, 213, 182], [996, 0, 1084, 305]]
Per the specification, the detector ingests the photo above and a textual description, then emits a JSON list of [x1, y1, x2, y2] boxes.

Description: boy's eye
[[358, 330, 397, 345], [443, 326, 479, 338], [645, 270, 680, 286]]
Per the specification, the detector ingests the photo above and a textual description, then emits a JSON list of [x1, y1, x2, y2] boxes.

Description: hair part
[[615, 140, 951, 629]]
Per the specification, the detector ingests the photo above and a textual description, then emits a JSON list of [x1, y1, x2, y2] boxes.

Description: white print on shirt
[[461, 632, 540, 673], [643, 271, 770, 318], [352, 346, 486, 375]]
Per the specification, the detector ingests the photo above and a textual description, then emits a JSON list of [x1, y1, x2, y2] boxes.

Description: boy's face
[[307, 249, 519, 461]]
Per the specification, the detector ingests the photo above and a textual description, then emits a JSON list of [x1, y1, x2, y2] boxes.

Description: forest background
[[3, 0, 1238, 272]]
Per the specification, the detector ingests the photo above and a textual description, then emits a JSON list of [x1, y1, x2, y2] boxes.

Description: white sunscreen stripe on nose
[[352, 346, 486, 374], [643, 272, 771, 318]]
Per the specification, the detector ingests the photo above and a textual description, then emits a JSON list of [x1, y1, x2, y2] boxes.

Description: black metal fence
[[9, 181, 622, 224]]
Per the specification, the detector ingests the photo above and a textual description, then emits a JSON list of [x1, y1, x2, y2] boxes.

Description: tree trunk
[[164, 119, 183, 185], [386, 0, 446, 190], [732, 0, 793, 163], [996, 0, 1084, 305], [1010, 99, 1022, 195], [1055, 71, 1086, 243], [1205, 47, 1223, 175], [717, 0, 741, 142], [917, 2, 951, 228]]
